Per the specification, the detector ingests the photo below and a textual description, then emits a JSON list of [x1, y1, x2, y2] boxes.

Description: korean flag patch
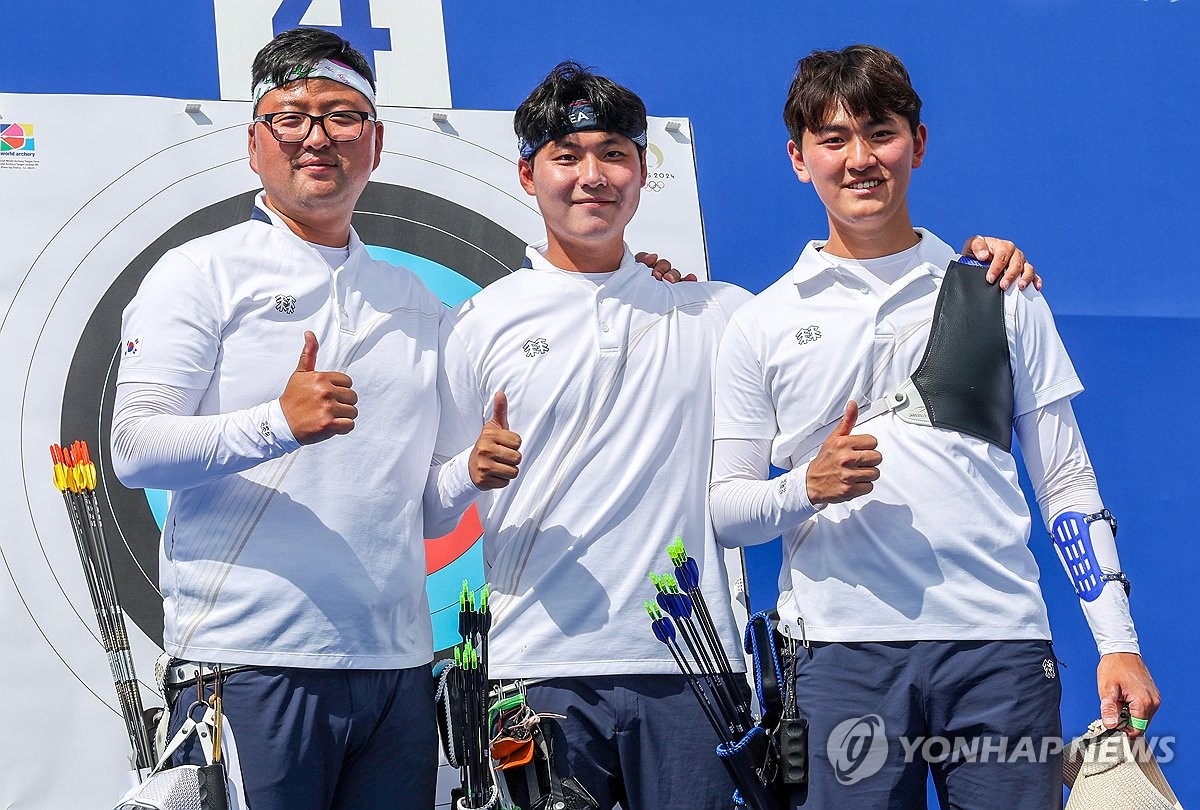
[[123, 337, 142, 358]]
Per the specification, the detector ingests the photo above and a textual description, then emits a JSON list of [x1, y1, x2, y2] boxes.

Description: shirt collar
[[251, 191, 364, 254], [789, 228, 955, 286], [522, 239, 638, 275]]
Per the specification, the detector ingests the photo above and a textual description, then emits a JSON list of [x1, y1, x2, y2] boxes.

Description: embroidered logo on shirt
[[259, 420, 273, 440], [274, 294, 297, 315], [1041, 658, 1057, 679], [123, 337, 142, 358], [778, 479, 787, 495], [522, 338, 550, 357], [795, 325, 822, 346]]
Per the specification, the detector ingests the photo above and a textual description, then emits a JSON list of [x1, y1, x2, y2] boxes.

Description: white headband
[[252, 58, 376, 110]]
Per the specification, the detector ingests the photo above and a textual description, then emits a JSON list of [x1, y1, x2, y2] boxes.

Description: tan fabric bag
[[1063, 719, 1182, 809]]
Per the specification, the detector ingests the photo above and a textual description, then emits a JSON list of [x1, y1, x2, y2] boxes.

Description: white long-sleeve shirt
[[710, 230, 1138, 655]]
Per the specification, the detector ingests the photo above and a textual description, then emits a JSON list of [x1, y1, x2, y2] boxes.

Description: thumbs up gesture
[[280, 331, 359, 445], [469, 392, 523, 490], [805, 400, 882, 506]]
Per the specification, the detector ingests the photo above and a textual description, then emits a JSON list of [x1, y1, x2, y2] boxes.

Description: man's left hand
[[961, 236, 1042, 291], [636, 251, 697, 283], [1097, 652, 1161, 739]]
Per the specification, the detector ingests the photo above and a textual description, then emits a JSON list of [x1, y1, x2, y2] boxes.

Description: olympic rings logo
[[646, 180, 666, 192]]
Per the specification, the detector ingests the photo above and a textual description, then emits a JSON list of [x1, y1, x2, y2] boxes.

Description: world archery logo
[[522, 338, 549, 358], [795, 325, 822, 346], [827, 714, 888, 785], [0, 122, 35, 153]]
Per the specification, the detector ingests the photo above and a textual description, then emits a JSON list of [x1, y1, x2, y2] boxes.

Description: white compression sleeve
[[423, 447, 483, 539], [111, 380, 299, 491], [1016, 398, 1139, 655], [709, 437, 819, 548]]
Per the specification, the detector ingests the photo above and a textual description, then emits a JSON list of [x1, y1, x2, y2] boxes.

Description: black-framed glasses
[[253, 110, 375, 143]]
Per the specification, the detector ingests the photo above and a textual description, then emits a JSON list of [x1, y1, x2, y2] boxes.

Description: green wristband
[[1129, 716, 1149, 731]]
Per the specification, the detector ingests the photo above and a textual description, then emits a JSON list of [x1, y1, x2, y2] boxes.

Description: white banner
[[213, 0, 452, 107], [0, 91, 709, 808]]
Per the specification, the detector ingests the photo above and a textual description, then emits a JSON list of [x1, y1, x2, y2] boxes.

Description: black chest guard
[[910, 259, 1015, 452]]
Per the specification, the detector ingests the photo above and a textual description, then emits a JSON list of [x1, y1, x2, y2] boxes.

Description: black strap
[[745, 612, 784, 728]]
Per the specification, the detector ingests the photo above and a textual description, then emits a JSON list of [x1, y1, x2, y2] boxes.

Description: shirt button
[[601, 324, 610, 332]]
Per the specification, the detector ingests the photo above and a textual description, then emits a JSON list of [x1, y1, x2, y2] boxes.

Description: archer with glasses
[[112, 28, 504, 810]]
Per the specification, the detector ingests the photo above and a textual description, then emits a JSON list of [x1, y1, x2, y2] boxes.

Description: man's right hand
[[1098, 652, 1161, 739], [806, 401, 882, 505], [280, 331, 358, 445], [636, 251, 697, 283], [470, 392, 522, 490]]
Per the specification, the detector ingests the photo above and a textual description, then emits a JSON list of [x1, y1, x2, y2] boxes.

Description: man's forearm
[[1017, 400, 1139, 655], [709, 437, 819, 548], [111, 381, 298, 491], [422, 447, 482, 538]]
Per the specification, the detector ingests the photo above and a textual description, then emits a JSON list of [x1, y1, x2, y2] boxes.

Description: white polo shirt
[[437, 242, 752, 678], [118, 197, 443, 668], [713, 229, 1083, 643]]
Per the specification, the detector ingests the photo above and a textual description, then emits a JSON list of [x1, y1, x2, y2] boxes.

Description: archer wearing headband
[[113, 28, 505, 809], [435, 61, 755, 809]]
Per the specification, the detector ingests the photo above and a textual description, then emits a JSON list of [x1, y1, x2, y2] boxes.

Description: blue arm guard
[[1050, 509, 1122, 602]]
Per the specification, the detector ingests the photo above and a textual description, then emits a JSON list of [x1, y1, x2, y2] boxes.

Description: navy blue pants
[[525, 674, 747, 810], [791, 640, 1062, 809], [168, 664, 436, 810]]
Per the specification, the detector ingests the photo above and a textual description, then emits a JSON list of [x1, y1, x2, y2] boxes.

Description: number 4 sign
[[214, 0, 451, 108]]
